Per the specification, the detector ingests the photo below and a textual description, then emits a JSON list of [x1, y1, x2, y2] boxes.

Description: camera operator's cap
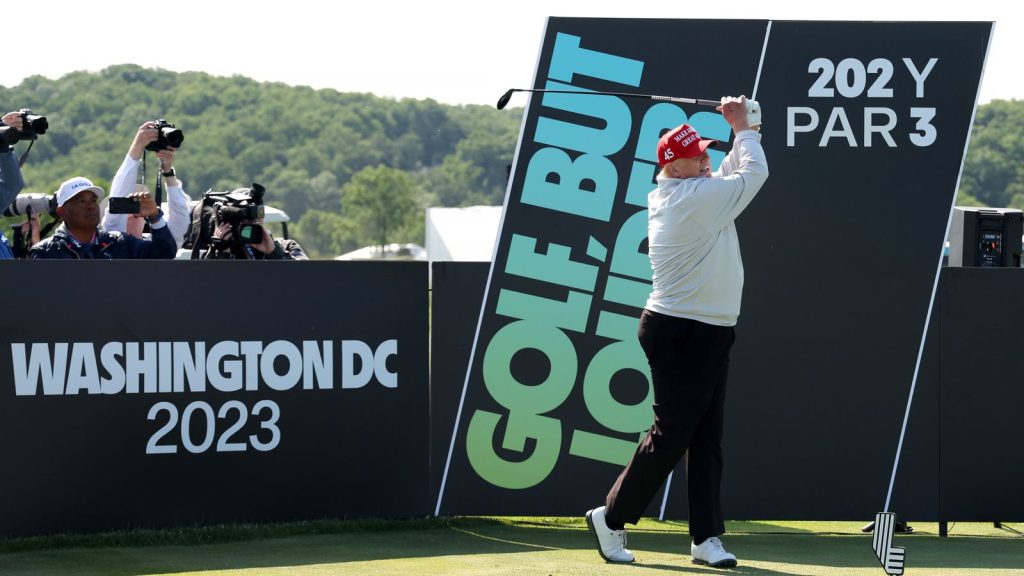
[[657, 124, 719, 166], [56, 177, 105, 207]]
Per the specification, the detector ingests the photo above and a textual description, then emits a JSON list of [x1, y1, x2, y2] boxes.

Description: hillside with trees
[[2, 65, 1022, 257]]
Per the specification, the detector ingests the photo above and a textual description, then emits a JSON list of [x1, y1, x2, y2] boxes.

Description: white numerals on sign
[[146, 400, 282, 455], [809, 58, 895, 98], [788, 57, 939, 148], [249, 399, 281, 452]]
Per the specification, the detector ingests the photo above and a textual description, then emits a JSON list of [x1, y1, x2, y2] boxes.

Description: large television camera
[[184, 183, 268, 258], [0, 109, 48, 146]]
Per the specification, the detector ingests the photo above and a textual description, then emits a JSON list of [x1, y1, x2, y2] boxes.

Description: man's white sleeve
[[101, 154, 139, 232], [690, 130, 769, 231], [166, 182, 191, 249]]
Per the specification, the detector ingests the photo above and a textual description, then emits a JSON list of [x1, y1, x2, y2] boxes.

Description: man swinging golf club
[[586, 95, 769, 567]]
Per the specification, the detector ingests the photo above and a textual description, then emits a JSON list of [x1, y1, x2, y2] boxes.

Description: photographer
[[212, 219, 307, 260], [103, 121, 191, 247], [29, 178, 176, 259], [191, 185, 307, 260], [0, 110, 28, 259]]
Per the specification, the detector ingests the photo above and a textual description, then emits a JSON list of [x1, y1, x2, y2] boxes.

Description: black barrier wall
[[431, 262, 944, 520], [939, 268, 1024, 521], [432, 264, 1023, 523], [430, 262, 490, 502], [0, 261, 430, 538], [0, 262, 1018, 536]]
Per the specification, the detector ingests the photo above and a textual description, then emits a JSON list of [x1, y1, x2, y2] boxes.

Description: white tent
[[334, 243, 426, 261], [425, 206, 502, 262]]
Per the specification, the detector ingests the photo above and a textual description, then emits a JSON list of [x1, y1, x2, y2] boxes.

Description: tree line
[[2, 65, 1021, 257]]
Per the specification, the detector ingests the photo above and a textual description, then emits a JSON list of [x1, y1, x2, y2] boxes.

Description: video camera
[[2, 193, 57, 218], [0, 109, 48, 146], [145, 119, 184, 152], [185, 183, 267, 257]]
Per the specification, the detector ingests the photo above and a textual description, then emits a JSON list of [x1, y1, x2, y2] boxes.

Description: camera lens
[[145, 120, 184, 151], [161, 126, 184, 148], [25, 114, 48, 135]]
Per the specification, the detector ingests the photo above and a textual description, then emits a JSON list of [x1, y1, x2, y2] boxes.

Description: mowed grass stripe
[[0, 519, 1020, 576]]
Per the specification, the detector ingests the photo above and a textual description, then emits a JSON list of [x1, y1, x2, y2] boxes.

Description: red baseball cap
[[656, 124, 719, 166]]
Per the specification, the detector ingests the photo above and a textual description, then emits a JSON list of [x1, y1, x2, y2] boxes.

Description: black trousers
[[604, 309, 735, 542]]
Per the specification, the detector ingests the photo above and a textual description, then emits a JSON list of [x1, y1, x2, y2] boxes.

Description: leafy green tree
[[342, 165, 420, 248], [956, 189, 986, 207], [290, 209, 356, 258], [452, 129, 516, 203], [424, 155, 484, 207], [960, 99, 1024, 209]]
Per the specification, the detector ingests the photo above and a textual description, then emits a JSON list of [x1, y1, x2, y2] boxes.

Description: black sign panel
[[940, 268, 1024, 521], [0, 261, 429, 537], [437, 18, 990, 518], [724, 20, 989, 520]]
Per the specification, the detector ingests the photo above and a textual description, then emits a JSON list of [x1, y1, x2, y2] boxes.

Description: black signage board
[[437, 18, 990, 519], [0, 261, 429, 537], [940, 268, 1024, 521]]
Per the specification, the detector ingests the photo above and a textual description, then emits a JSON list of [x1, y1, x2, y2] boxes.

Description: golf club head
[[746, 99, 762, 128], [496, 89, 515, 110]]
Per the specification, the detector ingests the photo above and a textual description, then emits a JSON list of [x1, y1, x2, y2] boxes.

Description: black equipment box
[[948, 207, 1023, 267]]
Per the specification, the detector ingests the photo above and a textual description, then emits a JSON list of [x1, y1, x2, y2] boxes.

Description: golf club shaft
[[497, 88, 720, 110], [497, 88, 763, 128]]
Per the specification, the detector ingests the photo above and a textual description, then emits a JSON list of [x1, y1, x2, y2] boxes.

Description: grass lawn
[[0, 518, 1020, 575]]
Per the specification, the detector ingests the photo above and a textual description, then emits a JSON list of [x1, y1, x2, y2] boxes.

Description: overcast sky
[[5, 0, 1017, 107]]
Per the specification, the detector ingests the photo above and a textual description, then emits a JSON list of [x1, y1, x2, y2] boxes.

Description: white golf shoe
[[585, 506, 635, 563], [691, 536, 738, 567]]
